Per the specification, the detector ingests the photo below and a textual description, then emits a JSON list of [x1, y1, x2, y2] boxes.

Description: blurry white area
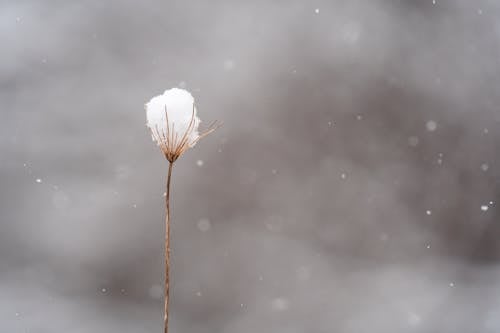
[[426, 120, 437, 131], [148, 285, 163, 300], [197, 218, 211, 232], [271, 297, 290, 311], [223, 59, 235, 71], [408, 136, 419, 147]]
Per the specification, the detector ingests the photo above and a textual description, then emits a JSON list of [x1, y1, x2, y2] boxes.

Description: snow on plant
[[145, 88, 220, 333]]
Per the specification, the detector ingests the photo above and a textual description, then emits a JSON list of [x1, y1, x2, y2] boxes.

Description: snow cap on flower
[[145, 88, 219, 162]]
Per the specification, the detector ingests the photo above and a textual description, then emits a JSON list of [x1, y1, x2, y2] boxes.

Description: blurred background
[[1, 0, 500, 332]]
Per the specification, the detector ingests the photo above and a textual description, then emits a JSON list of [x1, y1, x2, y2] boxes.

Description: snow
[[481, 163, 489, 172], [315, 8, 320, 14], [148, 285, 163, 299], [35, 178, 42, 183], [197, 218, 211, 232], [223, 59, 235, 71], [481, 205, 489, 212], [196, 159, 204, 167], [426, 120, 437, 131], [145, 88, 200, 149], [342, 22, 362, 44], [426, 210, 432, 216], [271, 297, 289, 311], [408, 312, 421, 326], [408, 136, 419, 147], [341, 173, 347, 179], [297, 266, 311, 281]]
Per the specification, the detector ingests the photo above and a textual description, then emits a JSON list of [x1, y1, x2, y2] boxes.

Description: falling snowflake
[[271, 297, 290, 311], [408, 312, 421, 326], [149, 285, 163, 299], [196, 160, 204, 167], [408, 136, 419, 147], [223, 59, 235, 71], [426, 120, 437, 132], [481, 205, 489, 212], [197, 218, 211, 232], [297, 266, 311, 281]]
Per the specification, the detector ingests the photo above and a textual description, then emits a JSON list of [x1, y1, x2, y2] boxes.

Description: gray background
[[1, 0, 500, 332]]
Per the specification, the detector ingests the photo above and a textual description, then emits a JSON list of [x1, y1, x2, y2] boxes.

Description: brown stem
[[164, 161, 173, 333]]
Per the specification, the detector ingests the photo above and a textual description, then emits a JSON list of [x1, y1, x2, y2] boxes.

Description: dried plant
[[145, 88, 220, 333]]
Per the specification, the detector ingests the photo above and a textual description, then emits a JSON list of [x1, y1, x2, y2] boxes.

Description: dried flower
[[144, 87, 219, 333], [145, 88, 219, 162]]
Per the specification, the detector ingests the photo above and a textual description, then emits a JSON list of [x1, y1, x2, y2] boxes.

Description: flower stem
[[164, 161, 173, 333]]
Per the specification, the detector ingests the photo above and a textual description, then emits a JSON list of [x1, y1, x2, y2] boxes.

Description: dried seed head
[[145, 88, 220, 162]]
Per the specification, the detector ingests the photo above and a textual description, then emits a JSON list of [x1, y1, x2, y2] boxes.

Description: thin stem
[[164, 161, 173, 333]]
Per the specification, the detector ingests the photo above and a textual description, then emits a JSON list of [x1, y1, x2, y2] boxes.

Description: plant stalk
[[164, 161, 173, 333]]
